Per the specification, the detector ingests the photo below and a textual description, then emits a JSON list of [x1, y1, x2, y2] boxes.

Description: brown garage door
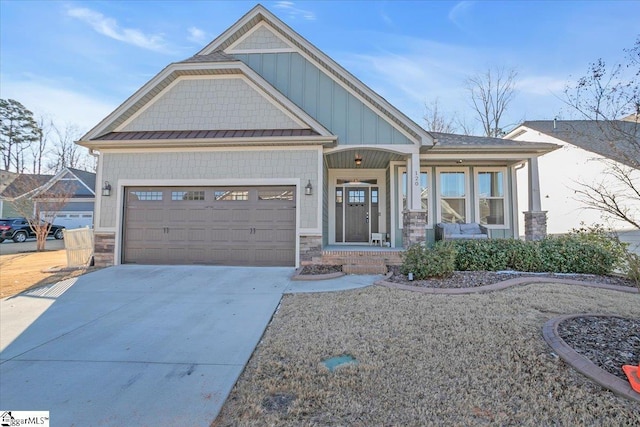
[[123, 186, 296, 266]]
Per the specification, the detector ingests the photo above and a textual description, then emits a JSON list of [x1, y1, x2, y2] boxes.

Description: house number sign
[[414, 171, 420, 187]]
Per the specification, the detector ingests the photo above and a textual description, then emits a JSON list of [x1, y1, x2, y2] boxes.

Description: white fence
[[63, 227, 94, 267]]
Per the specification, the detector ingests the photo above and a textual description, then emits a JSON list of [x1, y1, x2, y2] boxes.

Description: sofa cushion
[[460, 223, 483, 235], [441, 223, 461, 235]]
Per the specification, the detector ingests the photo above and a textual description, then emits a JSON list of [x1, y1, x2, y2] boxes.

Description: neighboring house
[[0, 168, 95, 229], [0, 172, 53, 218], [77, 4, 558, 268], [33, 167, 96, 229], [505, 118, 640, 254]]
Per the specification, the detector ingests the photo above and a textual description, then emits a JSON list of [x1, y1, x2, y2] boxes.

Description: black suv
[[0, 217, 66, 243]]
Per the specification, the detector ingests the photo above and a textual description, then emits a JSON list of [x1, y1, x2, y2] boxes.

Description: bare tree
[[565, 37, 640, 230], [573, 161, 639, 229], [48, 123, 84, 172], [564, 37, 639, 169], [423, 98, 457, 133], [465, 67, 518, 137], [4, 174, 75, 251]]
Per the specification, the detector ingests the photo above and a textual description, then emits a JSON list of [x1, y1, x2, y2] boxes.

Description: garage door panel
[[124, 186, 296, 266]]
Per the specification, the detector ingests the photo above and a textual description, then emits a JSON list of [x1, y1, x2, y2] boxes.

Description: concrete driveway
[[0, 265, 294, 426]]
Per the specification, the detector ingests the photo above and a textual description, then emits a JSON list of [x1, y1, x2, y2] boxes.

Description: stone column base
[[94, 232, 115, 267], [300, 235, 322, 265], [402, 210, 427, 248], [524, 211, 547, 241]]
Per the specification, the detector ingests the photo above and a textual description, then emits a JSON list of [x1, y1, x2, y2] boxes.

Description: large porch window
[[438, 169, 468, 223], [476, 169, 507, 226]]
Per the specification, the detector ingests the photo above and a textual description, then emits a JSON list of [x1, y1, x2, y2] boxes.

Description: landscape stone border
[[376, 274, 639, 295], [543, 314, 640, 403]]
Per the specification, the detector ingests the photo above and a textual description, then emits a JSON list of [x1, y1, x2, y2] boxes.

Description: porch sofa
[[435, 223, 489, 241]]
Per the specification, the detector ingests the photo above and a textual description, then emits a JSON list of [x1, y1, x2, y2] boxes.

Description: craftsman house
[[78, 4, 558, 268]]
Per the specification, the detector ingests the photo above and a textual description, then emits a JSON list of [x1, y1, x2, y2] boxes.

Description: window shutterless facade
[[437, 168, 469, 224], [475, 168, 508, 227]]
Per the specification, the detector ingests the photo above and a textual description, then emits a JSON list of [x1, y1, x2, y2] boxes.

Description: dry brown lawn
[[0, 250, 93, 298], [213, 283, 640, 426]]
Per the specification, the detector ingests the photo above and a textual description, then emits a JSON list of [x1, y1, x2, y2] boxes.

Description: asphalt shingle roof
[[522, 120, 639, 168], [178, 51, 239, 64], [0, 174, 53, 198]]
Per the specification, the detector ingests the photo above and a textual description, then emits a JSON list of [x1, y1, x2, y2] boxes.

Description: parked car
[[0, 217, 66, 243]]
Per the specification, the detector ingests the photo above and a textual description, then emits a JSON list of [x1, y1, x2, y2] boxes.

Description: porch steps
[[315, 249, 404, 275]]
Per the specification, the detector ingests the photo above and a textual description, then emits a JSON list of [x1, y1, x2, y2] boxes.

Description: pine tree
[[0, 98, 42, 172]]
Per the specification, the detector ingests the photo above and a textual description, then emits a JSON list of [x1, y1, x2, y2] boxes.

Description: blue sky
[[1, 1, 638, 135]]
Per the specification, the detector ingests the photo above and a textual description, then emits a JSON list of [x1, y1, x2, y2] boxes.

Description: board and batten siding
[[233, 52, 414, 146], [99, 149, 320, 229]]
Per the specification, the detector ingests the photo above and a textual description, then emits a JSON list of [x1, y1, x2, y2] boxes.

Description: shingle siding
[[122, 77, 303, 132]]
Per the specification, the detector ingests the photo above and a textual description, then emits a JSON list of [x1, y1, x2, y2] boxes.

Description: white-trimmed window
[[399, 168, 430, 228], [437, 168, 469, 224], [475, 168, 507, 226]]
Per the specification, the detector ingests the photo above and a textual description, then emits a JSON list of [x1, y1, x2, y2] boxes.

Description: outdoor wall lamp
[[305, 180, 313, 196], [354, 154, 362, 166], [102, 181, 112, 197]]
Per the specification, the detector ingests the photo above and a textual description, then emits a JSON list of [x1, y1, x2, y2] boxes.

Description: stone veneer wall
[[94, 232, 115, 267], [299, 235, 322, 265], [402, 210, 427, 248], [524, 211, 548, 241]]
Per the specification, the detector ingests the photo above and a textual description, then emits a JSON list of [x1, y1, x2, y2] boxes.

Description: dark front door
[[345, 187, 369, 242]]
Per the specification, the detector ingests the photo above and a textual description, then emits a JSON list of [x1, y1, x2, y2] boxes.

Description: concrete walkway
[[0, 265, 377, 426]]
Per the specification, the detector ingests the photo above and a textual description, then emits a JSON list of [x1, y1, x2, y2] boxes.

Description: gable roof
[[198, 4, 432, 146], [513, 120, 639, 168], [33, 167, 96, 199], [0, 173, 53, 198], [78, 62, 335, 147]]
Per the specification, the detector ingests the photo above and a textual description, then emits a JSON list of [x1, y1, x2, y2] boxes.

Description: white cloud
[[187, 26, 209, 45], [448, 1, 477, 32], [67, 7, 171, 53], [516, 75, 568, 96], [273, 1, 316, 21], [1, 75, 116, 134]]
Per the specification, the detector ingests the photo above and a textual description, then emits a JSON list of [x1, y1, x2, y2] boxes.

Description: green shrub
[[400, 242, 456, 279], [538, 235, 617, 275], [448, 228, 621, 275], [452, 239, 509, 271], [568, 223, 629, 271]]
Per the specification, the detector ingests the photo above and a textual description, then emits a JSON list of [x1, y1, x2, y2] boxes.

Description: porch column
[[524, 157, 547, 241], [403, 152, 426, 247]]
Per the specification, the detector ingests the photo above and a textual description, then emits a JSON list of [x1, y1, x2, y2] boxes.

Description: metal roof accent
[[93, 129, 321, 141]]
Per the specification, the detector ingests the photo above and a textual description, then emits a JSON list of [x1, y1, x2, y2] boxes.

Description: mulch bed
[[558, 316, 640, 380], [386, 266, 638, 289], [299, 265, 343, 275]]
